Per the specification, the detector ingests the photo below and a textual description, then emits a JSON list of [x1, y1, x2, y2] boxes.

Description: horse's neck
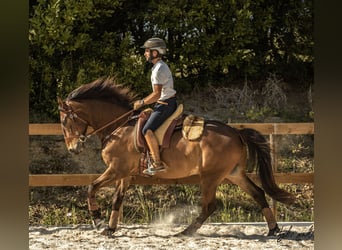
[[76, 100, 130, 139]]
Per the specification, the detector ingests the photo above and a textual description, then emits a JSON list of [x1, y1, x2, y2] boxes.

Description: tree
[[29, 0, 313, 121]]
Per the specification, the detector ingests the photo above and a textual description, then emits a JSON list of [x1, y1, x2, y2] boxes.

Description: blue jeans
[[142, 97, 177, 135]]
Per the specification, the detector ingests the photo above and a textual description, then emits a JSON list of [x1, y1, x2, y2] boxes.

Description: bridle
[[59, 103, 134, 144]]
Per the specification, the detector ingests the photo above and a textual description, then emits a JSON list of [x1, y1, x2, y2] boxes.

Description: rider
[[133, 37, 177, 174]]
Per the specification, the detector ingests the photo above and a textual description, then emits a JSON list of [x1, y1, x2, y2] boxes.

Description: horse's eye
[[62, 116, 68, 126]]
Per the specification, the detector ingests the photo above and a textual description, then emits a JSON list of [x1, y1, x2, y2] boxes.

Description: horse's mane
[[66, 77, 137, 108]]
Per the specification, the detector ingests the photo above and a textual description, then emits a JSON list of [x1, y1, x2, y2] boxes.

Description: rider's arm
[[142, 84, 162, 105]]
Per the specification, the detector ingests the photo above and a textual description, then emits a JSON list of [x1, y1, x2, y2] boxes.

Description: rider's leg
[[141, 99, 177, 174], [144, 129, 166, 172]]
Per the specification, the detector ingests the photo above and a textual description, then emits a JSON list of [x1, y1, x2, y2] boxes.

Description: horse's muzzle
[[67, 140, 84, 154]]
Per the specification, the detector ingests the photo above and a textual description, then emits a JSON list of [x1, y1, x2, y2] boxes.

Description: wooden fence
[[29, 123, 314, 187]]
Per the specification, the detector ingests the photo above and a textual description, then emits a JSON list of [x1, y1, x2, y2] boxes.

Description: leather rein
[[59, 105, 134, 143]]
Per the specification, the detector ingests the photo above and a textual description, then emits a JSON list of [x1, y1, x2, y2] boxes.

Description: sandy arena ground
[[29, 222, 314, 249]]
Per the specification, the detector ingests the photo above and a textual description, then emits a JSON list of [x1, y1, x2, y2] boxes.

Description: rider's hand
[[133, 99, 144, 110]]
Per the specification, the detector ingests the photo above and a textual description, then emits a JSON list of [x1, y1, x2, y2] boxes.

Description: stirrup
[[150, 162, 167, 172], [143, 161, 167, 175]]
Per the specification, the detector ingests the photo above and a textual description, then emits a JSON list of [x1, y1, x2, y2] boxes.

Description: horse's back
[[158, 120, 244, 178]]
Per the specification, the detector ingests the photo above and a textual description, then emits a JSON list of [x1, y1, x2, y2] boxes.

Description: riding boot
[[143, 130, 167, 174]]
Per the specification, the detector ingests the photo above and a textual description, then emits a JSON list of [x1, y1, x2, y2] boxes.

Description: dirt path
[[29, 222, 314, 249]]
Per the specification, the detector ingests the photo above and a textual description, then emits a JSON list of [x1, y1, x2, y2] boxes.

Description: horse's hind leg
[[228, 173, 280, 236], [179, 177, 219, 236], [101, 177, 131, 236]]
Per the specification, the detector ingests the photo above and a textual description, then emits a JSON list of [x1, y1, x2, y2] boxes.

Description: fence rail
[[29, 123, 314, 187], [29, 123, 314, 136], [29, 172, 313, 187]]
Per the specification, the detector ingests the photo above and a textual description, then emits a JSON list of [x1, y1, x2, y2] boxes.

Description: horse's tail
[[239, 128, 295, 205]]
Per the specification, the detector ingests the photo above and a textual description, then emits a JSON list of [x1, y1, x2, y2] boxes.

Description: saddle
[[182, 114, 205, 141], [134, 104, 184, 152]]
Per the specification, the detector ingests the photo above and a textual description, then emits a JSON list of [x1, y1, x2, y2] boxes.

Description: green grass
[[29, 181, 313, 226]]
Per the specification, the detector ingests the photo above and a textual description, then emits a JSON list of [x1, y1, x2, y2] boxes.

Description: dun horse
[[58, 78, 295, 237]]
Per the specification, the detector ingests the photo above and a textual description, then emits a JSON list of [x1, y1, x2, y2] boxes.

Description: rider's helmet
[[141, 37, 167, 56]]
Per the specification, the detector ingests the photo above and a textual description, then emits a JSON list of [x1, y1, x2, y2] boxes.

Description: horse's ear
[[57, 96, 66, 110]]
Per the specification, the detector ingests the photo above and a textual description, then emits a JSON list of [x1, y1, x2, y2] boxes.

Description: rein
[[87, 109, 134, 138]]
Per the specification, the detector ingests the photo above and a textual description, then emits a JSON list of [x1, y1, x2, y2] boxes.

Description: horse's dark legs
[[101, 177, 131, 236], [179, 179, 218, 236], [229, 173, 280, 236], [87, 168, 116, 229], [262, 207, 280, 236]]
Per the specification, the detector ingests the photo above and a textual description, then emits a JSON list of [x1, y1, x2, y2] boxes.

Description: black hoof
[[175, 228, 195, 237], [101, 227, 116, 237], [174, 231, 187, 237], [267, 223, 280, 236]]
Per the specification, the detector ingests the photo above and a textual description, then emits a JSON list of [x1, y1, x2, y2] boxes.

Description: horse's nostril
[[68, 146, 80, 154]]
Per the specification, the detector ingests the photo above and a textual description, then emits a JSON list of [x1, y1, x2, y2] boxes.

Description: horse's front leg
[[87, 167, 116, 230], [101, 177, 132, 237], [87, 184, 103, 229]]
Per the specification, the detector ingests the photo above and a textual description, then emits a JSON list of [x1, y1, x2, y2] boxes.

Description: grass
[[29, 182, 314, 226]]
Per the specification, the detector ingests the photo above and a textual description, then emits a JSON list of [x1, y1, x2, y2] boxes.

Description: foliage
[[175, 81, 313, 125], [29, 0, 313, 121]]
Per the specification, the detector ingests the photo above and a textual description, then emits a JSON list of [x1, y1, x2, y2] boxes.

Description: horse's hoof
[[101, 227, 116, 237], [267, 224, 280, 236], [92, 218, 106, 230], [174, 232, 187, 237], [175, 229, 194, 237]]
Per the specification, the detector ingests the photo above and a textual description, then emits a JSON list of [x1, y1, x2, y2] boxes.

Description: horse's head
[[57, 97, 89, 154]]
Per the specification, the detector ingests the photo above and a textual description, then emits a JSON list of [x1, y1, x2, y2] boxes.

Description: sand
[[29, 222, 314, 249]]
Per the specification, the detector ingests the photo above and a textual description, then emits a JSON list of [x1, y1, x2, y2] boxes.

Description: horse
[[57, 77, 295, 237]]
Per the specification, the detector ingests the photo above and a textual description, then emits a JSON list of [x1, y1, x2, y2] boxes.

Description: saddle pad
[[182, 114, 205, 140], [155, 104, 183, 145]]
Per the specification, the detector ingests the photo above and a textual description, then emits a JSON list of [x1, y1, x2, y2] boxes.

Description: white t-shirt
[[151, 60, 176, 101]]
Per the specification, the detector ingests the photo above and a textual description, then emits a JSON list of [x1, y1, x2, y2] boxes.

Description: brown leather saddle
[[134, 104, 184, 152]]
